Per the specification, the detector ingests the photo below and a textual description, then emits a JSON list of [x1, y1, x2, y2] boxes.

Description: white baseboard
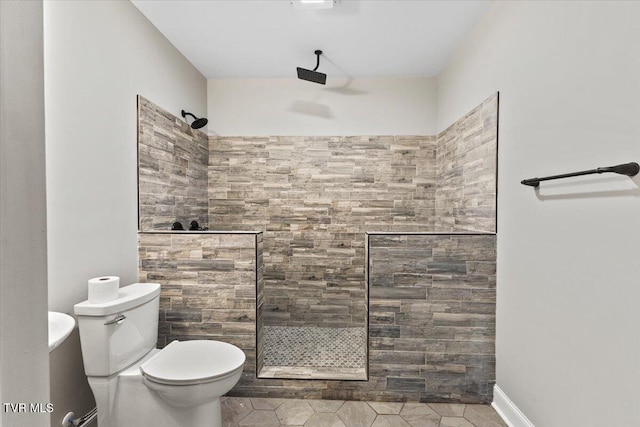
[[492, 384, 535, 427]]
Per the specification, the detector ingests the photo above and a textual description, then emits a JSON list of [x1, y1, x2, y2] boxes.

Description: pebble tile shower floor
[[264, 326, 366, 368], [262, 326, 366, 369], [221, 397, 508, 427]]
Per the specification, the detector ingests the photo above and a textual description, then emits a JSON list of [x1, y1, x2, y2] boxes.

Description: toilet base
[[89, 377, 223, 427], [87, 351, 224, 427]]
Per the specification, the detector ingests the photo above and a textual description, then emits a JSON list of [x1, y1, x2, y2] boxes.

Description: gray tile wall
[[367, 233, 496, 403], [138, 94, 497, 328], [138, 231, 496, 403], [138, 232, 262, 377], [207, 93, 497, 327], [136, 95, 498, 402], [208, 135, 437, 329], [435, 94, 498, 232], [138, 96, 209, 231]]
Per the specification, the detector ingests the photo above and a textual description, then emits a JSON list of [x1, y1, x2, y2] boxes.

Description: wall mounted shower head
[[181, 110, 208, 129], [297, 50, 327, 85]]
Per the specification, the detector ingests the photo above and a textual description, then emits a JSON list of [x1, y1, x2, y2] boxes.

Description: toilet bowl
[[141, 340, 245, 408], [74, 283, 246, 427]]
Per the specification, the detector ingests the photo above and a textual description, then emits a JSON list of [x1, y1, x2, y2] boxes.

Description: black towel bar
[[521, 162, 639, 188]]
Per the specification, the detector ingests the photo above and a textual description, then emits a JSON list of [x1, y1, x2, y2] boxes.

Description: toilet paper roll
[[88, 276, 120, 303]]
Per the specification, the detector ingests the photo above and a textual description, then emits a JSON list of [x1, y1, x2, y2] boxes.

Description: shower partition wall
[[366, 232, 497, 402], [137, 93, 498, 389]]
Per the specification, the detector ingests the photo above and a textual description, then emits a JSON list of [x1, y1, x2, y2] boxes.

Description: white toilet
[[74, 283, 245, 427]]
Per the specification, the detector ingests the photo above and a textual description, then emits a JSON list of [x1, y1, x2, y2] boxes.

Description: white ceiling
[[131, 0, 491, 80]]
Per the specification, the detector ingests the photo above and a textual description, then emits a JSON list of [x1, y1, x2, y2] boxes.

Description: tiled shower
[[137, 93, 498, 403]]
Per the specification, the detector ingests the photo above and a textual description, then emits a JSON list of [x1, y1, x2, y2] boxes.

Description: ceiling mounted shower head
[[297, 50, 327, 85], [181, 110, 208, 130]]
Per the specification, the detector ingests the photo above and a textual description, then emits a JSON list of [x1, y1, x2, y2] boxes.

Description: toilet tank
[[74, 283, 161, 376]]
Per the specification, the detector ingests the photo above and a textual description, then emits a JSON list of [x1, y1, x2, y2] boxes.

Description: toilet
[[74, 283, 245, 427]]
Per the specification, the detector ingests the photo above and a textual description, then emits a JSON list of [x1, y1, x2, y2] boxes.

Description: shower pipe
[[521, 162, 640, 187]]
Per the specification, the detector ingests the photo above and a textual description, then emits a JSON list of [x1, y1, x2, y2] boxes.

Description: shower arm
[[313, 50, 322, 71], [181, 110, 196, 120]]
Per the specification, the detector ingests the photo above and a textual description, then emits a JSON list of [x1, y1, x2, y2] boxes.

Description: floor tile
[[239, 410, 280, 427], [400, 403, 440, 417], [276, 399, 315, 425], [401, 417, 440, 427], [308, 399, 345, 413], [440, 417, 475, 427], [371, 414, 412, 426], [221, 397, 253, 422], [463, 405, 508, 427], [399, 403, 441, 427], [304, 413, 347, 427], [220, 397, 508, 427], [336, 401, 377, 427], [367, 401, 404, 415], [263, 326, 366, 369], [251, 397, 285, 410], [428, 403, 466, 417]]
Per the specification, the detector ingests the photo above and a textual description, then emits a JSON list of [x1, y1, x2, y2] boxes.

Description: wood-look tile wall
[[206, 93, 497, 327], [137, 94, 497, 328], [209, 135, 437, 328], [136, 94, 498, 403], [138, 231, 495, 403], [367, 233, 496, 403], [435, 94, 498, 232], [138, 96, 209, 231], [138, 232, 262, 378]]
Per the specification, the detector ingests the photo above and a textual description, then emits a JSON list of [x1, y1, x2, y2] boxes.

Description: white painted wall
[[45, 0, 207, 314], [207, 77, 437, 136], [0, 1, 50, 425], [437, 2, 640, 426]]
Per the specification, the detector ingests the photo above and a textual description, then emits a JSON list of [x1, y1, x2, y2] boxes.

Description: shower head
[[297, 50, 326, 85], [181, 110, 208, 129]]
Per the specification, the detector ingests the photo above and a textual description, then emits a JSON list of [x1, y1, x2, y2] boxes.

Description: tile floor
[[260, 326, 367, 380], [262, 326, 366, 368], [221, 397, 508, 427]]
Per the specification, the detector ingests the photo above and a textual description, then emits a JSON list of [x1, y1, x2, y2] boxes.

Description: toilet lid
[[140, 340, 246, 385]]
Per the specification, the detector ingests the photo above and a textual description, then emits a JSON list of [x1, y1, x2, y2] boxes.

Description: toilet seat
[[140, 340, 246, 386]]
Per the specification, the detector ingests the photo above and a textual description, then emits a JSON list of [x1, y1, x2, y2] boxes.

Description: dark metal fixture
[[188, 220, 202, 231], [297, 50, 327, 85], [171, 221, 184, 230], [181, 110, 208, 129], [521, 162, 640, 188]]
